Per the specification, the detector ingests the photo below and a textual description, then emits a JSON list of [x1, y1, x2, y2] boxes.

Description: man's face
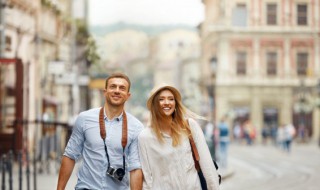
[[104, 78, 131, 107]]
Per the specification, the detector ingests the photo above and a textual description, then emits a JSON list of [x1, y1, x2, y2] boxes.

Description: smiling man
[[57, 73, 144, 190]]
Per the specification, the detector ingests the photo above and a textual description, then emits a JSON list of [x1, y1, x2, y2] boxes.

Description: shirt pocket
[[182, 142, 194, 171]]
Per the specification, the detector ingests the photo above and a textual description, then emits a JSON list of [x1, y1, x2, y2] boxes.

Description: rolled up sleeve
[[127, 123, 144, 171], [63, 115, 84, 161]]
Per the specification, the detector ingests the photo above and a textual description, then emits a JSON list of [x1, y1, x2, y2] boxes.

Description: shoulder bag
[[187, 120, 221, 190]]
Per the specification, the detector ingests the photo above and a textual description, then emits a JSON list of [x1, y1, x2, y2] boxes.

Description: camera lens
[[114, 168, 125, 181]]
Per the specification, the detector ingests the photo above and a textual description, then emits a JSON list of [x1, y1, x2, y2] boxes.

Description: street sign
[[48, 61, 65, 75], [55, 73, 89, 85]]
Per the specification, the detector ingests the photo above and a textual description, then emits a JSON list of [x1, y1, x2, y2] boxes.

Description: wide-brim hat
[[147, 83, 181, 110]]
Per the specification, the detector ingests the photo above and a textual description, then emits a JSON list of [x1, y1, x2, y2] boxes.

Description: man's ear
[[127, 92, 131, 99]]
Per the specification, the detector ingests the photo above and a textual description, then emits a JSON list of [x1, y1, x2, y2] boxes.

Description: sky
[[88, 0, 204, 26]]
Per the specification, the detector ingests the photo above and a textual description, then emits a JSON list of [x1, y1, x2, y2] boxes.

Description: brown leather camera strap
[[99, 107, 128, 149]]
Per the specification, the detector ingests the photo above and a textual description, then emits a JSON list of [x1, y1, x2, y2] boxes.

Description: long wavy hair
[[148, 87, 202, 146]]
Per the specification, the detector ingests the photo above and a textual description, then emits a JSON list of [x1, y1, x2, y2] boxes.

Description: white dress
[[138, 118, 220, 190]]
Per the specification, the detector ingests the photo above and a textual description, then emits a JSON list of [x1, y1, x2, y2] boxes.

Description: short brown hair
[[105, 73, 131, 91]]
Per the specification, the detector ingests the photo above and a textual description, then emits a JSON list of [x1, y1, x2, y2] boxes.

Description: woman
[[138, 84, 220, 190]]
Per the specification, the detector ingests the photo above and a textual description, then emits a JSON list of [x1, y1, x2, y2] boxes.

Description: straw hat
[[146, 83, 181, 110]]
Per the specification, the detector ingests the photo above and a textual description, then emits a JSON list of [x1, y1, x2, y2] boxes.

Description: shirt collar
[[103, 108, 124, 122]]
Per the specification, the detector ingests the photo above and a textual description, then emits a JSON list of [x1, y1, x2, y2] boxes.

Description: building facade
[[0, 0, 89, 154], [201, 0, 320, 142]]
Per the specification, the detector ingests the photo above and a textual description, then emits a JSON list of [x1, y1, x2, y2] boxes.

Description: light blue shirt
[[63, 107, 144, 190]]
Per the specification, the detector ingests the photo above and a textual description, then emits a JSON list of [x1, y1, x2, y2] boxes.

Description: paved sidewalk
[[220, 142, 320, 190], [1, 160, 78, 190], [37, 167, 78, 190], [5, 160, 232, 190], [36, 161, 79, 190], [220, 167, 234, 180]]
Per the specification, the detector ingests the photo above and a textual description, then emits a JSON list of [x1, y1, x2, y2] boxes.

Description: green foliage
[[41, 0, 61, 15], [75, 20, 89, 45], [85, 37, 100, 67]]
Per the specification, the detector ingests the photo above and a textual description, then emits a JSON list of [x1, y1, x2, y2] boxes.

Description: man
[[217, 118, 229, 169], [57, 73, 144, 190]]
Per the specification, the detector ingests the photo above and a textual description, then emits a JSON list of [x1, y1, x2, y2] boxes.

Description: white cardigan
[[138, 118, 220, 190]]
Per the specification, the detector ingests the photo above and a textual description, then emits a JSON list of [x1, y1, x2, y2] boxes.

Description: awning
[[43, 95, 59, 106]]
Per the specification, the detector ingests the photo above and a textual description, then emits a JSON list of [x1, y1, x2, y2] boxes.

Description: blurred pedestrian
[[297, 124, 306, 143], [270, 124, 278, 146], [138, 84, 220, 190], [261, 126, 269, 145], [243, 120, 255, 145], [204, 121, 216, 158], [233, 121, 241, 144], [277, 124, 286, 150], [217, 118, 229, 169], [56, 73, 144, 190], [283, 123, 296, 153]]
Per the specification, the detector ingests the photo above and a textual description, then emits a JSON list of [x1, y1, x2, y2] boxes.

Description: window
[[5, 36, 12, 51], [297, 53, 308, 76], [297, 4, 307, 25], [236, 52, 246, 75], [232, 4, 247, 27], [266, 52, 277, 76], [267, 3, 277, 25]]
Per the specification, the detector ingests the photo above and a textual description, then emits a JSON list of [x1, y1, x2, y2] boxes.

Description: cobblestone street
[[221, 142, 320, 190], [2, 142, 320, 190]]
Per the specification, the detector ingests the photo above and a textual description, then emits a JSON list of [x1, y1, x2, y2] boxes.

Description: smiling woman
[[89, 0, 204, 26], [138, 84, 220, 190]]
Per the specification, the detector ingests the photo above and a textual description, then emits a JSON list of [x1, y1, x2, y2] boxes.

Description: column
[[284, 38, 291, 77], [253, 37, 260, 78], [251, 87, 262, 142]]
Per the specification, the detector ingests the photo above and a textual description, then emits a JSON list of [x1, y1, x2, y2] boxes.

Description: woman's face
[[158, 89, 176, 117]]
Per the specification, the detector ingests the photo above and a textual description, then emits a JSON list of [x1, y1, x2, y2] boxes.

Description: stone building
[[201, 0, 320, 142], [0, 0, 89, 154]]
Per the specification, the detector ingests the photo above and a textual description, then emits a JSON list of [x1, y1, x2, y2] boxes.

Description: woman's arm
[[138, 132, 153, 189], [189, 119, 220, 190]]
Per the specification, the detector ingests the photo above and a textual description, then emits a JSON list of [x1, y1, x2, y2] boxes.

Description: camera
[[106, 166, 125, 181]]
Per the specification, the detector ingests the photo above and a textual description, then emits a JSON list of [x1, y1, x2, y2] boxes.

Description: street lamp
[[210, 57, 218, 77], [293, 80, 313, 140], [316, 79, 320, 147], [207, 56, 217, 159], [209, 57, 217, 121], [294, 79, 320, 145]]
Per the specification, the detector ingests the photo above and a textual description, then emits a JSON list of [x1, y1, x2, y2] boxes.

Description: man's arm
[[130, 168, 143, 190], [56, 156, 76, 190]]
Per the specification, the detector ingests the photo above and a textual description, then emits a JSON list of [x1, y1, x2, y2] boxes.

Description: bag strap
[[187, 119, 222, 184], [186, 119, 201, 171]]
